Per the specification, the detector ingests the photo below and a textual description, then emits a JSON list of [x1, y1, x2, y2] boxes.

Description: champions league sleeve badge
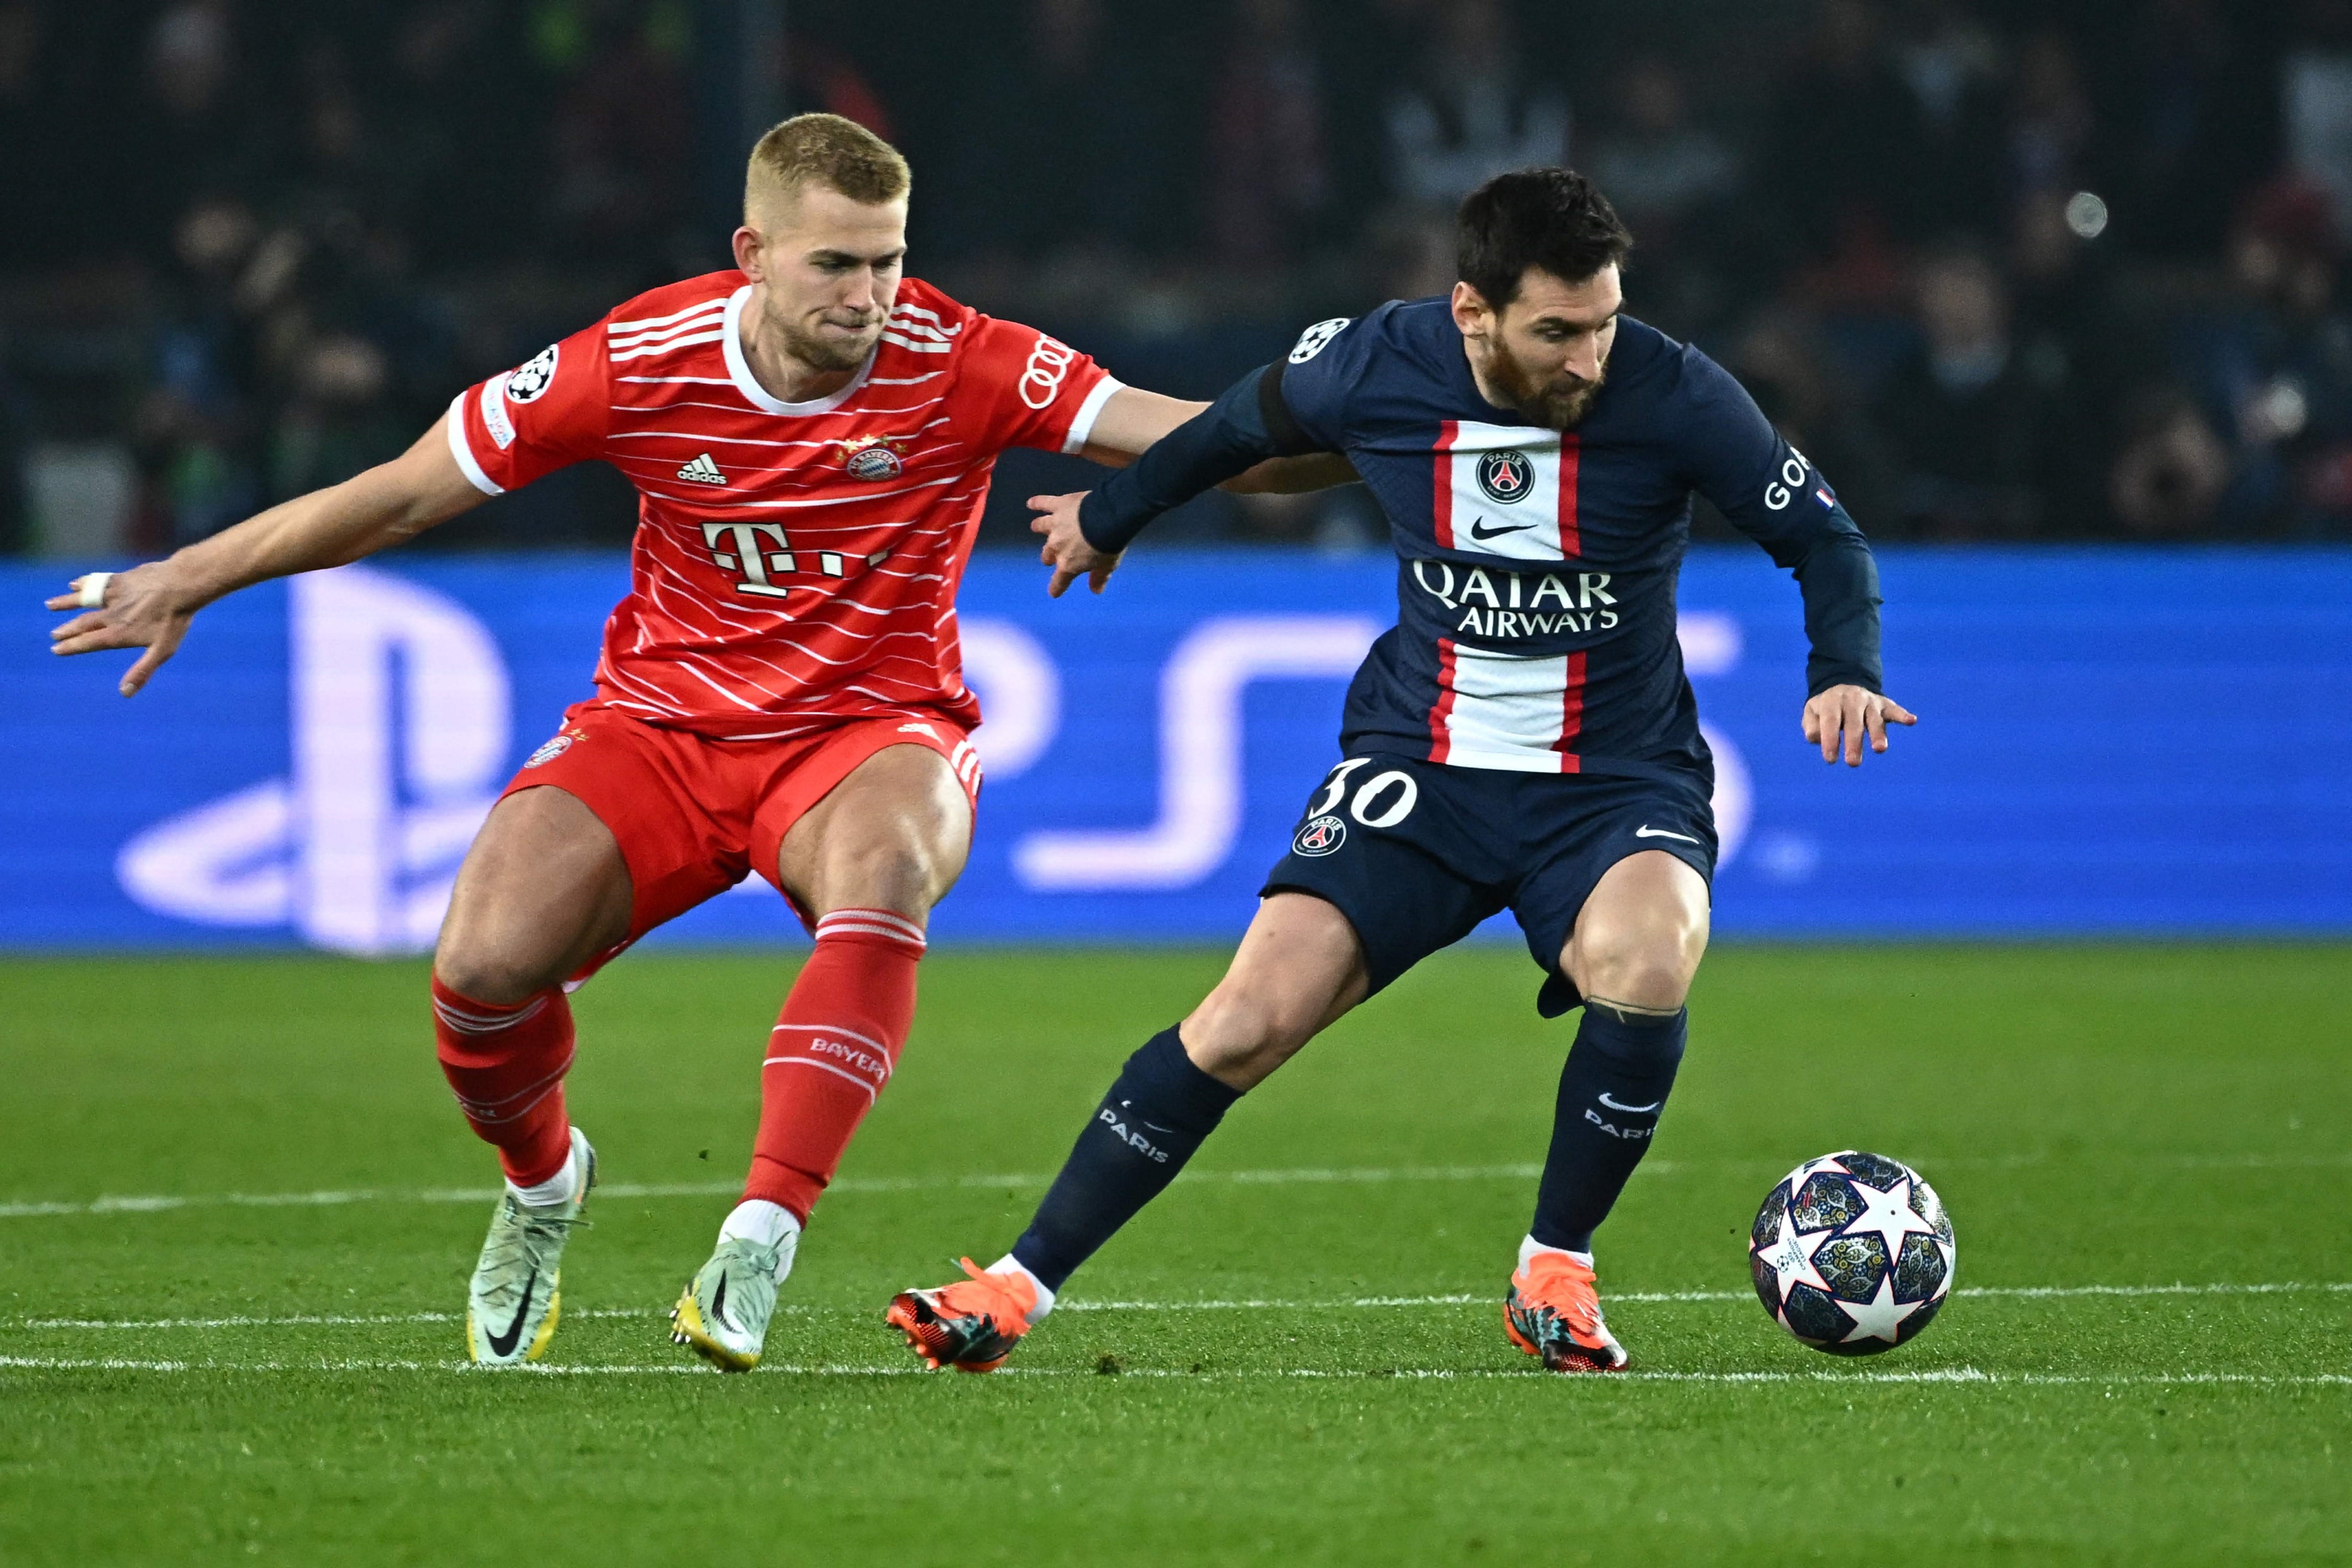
[[504, 343, 560, 404]]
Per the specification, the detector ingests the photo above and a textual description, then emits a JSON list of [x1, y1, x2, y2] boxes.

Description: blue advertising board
[[5, 549, 2348, 951]]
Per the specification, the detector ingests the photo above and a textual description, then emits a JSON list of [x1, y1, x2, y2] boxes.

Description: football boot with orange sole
[[885, 1258, 1040, 1372], [1503, 1248, 1629, 1372]]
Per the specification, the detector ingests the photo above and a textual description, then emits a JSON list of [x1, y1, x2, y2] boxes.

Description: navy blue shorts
[[1260, 753, 1717, 1017]]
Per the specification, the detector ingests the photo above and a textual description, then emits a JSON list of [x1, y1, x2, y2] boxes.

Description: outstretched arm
[[1033, 364, 1328, 596], [1785, 528, 1916, 765], [1076, 385, 1356, 493], [45, 415, 486, 695], [1681, 357, 1916, 767]]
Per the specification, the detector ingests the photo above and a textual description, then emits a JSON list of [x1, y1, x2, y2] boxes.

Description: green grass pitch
[[2, 945, 2347, 1565]]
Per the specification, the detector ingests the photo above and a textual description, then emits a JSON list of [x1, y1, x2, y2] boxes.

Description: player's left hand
[[46, 562, 199, 697], [1029, 491, 1119, 597], [1802, 685, 1917, 766]]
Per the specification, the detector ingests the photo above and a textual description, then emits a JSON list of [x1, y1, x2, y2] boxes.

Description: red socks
[[744, 907, 926, 1222], [431, 905, 920, 1214], [432, 977, 577, 1187]]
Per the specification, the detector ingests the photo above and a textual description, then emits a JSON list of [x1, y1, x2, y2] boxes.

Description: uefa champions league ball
[[1748, 1151, 1955, 1355]]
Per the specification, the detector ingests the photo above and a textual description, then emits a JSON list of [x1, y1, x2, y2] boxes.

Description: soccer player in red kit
[[46, 114, 1331, 1369]]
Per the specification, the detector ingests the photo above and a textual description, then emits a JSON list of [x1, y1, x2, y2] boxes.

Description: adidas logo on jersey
[[676, 453, 728, 486]]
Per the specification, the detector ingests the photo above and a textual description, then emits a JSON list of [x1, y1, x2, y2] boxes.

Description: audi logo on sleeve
[[1018, 337, 1079, 409]]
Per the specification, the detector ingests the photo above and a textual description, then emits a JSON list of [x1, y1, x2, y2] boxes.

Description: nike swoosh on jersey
[[1634, 826, 1700, 844], [1467, 518, 1536, 540], [485, 1266, 538, 1357]]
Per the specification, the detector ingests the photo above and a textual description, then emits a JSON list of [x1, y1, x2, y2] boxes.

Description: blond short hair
[[745, 113, 910, 225]]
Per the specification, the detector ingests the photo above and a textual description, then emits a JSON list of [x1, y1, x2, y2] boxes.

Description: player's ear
[[1449, 281, 1493, 338], [732, 225, 765, 280]]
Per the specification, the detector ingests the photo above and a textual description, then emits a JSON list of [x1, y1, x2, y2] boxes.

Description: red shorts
[[499, 701, 981, 974]]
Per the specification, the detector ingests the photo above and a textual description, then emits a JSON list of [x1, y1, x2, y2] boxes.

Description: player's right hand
[[1029, 491, 1120, 597], [45, 563, 197, 697]]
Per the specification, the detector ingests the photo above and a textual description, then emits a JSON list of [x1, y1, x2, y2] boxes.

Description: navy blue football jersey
[[1079, 297, 1883, 784]]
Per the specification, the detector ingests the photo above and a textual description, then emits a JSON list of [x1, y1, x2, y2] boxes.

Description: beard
[[1488, 343, 1606, 429], [775, 307, 884, 373]]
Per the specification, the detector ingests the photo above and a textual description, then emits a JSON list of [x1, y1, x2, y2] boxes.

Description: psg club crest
[[1476, 449, 1535, 504], [839, 437, 906, 481], [1292, 814, 1346, 857], [505, 343, 560, 403]]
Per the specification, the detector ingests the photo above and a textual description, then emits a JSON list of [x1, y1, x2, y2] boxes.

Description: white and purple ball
[[1748, 1151, 1955, 1355]]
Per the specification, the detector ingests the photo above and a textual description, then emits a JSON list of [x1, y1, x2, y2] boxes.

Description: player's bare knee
[[1181, 983, 1314, 1087], [813, 841, 947, 924], [1574, 921, 1703, 1014], [431, 942, 553, 1007]]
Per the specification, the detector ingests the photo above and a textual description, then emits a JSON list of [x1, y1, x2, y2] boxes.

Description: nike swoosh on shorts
[[1634, 826, 1700, 844]]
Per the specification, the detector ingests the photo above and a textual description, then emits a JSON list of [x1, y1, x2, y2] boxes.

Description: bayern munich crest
[[1476, 449, 1535, 504], [1292, 814, 1346, 856], [844, 443, 904, 481], [523, 732, 577, 768]]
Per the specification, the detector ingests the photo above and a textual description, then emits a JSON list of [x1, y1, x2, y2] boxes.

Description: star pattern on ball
[[1844, 1175, 1940, 1263], [1781, 1154, 1852, 1194], [1928, 1238, 1957, 1300], [1836, 1272, 1928, 1345], [1757, 1206, 1835, 1306]]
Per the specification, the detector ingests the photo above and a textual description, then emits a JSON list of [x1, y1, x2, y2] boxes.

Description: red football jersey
[[446, 271, 1119, 739]]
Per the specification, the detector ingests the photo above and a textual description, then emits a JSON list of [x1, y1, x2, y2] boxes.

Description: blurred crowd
[[5, 0, 2352, 554]]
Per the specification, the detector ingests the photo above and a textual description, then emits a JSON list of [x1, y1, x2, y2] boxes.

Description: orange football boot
[[1503, 1249, 1629, 1372], [886, 1258, 1040, 1373]]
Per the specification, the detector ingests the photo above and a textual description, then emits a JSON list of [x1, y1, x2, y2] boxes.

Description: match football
[[5, 2, 2347, 1563]]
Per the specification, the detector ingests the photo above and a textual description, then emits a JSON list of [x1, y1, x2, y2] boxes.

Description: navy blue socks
[[1529, 1005, 1688, 1253], [1011, 1027, 1242, 1292]]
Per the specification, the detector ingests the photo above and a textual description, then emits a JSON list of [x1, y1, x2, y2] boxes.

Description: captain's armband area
[[1256, 360, 1324, 459]]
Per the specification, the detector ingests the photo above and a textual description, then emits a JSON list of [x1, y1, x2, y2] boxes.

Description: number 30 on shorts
[[1307, 759, 1420, 828]]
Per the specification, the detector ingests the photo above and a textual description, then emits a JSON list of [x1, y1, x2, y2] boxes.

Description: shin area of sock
[[1009, 1025, 1242, 1293], [430, 977, 577, 1187], [742, 909, 925, 1221], [1527, 1006, 1688, 1253]]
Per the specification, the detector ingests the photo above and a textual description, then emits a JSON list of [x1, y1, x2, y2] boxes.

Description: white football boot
[[465, 1127, 596, 1366]]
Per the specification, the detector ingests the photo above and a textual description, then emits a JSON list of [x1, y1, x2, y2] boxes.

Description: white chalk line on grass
[[2, 1354, 2345, 1388], [12, 1281, 2348, 1334], [0, 1165, 1555, 1220], [8, 1149, 2343, 1223]]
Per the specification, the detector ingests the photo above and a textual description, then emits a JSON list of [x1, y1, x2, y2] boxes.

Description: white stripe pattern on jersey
[[611, 329, 728, 363], [878, 306, 963, 354], [607, 305, 725, 347], [607, 303, 729, 362], [1439, 643, 1575, 773], [609, 298, 734, 333]]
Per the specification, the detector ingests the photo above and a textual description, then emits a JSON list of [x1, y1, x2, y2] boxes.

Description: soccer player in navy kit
[[889, 169, 1917, 1373]]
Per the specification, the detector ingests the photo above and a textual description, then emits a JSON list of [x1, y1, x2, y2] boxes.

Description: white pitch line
[[11, 1150, 2343, 1223], [0, 1164, 1574, 1221], [10, 1281, 2347, 1334], [1, 1355, 2345, 1387]]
